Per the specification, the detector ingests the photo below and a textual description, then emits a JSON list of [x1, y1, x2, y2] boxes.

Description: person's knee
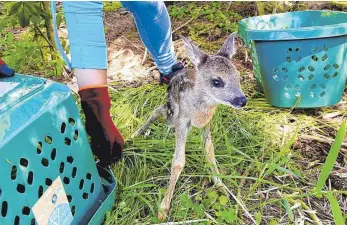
[[121, 1, 165, 17]]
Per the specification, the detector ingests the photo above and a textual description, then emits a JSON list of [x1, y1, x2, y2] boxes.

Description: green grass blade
[[123, 183, 157, 191], [315, 121, 346, 192], [265, 127, 298, 176], [327, 192, 345, 225], [277, 166, 301, 178], [283, 199, 294, 222], [135, 194, 156, 217]]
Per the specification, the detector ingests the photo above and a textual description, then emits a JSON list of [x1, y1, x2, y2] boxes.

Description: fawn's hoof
[[157, 211, 168, 221], [158, 203, 169, 221]]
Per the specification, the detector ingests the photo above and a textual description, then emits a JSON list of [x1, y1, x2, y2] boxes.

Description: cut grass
[[100, 3, 347, 223], [106, 83, 347, 224]]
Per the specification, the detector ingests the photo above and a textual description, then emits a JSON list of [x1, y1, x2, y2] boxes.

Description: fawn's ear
[[216, 32, 238, 59], [180, 35, 208, 67]]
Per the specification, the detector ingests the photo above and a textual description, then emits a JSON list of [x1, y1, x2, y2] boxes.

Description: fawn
[[132, 32, 247, 220]]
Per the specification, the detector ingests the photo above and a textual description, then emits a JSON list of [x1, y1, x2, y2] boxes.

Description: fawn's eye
[[211, 77, 224, 88]]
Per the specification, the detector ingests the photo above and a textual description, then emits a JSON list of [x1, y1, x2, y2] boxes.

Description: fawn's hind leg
[[203, 123, 229, 196], [132, 104, 167, 138]]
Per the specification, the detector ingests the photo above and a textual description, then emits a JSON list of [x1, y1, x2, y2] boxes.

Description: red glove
[[78, 86, 124, 167]]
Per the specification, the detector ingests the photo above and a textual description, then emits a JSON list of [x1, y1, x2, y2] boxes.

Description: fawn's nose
[[231, 96, 247, 108]]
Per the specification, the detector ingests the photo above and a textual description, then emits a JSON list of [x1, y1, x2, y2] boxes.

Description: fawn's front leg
[[158, 119, 190, 220], [203, 124, 228, 196], [132, 105, 167, 138]]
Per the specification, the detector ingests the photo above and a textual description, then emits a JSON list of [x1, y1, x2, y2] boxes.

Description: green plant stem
[[41, 1, 56, 52], [288, 199, 323, 225], [255, 190, 347, 210], [152, 219, 209, 225]]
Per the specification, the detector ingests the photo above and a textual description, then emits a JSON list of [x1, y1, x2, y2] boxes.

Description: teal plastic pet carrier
[[0, 74, 116, 225], [238, 10, 347, 108]]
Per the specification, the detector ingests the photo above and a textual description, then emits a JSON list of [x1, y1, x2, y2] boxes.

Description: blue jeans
[[52, 1, 176, 75]]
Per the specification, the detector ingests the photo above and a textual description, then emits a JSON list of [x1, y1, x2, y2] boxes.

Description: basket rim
[[238, 10, 347, 44]]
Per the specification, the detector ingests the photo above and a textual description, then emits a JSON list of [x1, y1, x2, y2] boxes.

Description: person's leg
[[62, 1, 123, 166], [62, 1, 108, 87], [121, 1, 183, 80]]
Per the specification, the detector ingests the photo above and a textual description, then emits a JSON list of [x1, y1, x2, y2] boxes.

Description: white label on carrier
[[33, 176, 73, 225]]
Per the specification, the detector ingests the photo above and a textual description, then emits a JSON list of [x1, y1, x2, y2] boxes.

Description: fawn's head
[[180, 33, 246, 109]]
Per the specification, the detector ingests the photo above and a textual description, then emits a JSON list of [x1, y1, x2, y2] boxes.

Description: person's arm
[[121, 1, 184, 84], [61, 1, 123, 166]]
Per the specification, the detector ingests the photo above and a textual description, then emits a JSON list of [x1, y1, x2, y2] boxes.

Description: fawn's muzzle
[[231, 96, 247, 108]]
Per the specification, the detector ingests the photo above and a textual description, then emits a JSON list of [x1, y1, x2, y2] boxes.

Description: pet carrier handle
[[0, 58, 15, 78], [51, 1, 72, 71]]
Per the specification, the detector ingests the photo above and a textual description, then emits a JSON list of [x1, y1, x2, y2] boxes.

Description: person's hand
[[159, 62, 184, 85], [79, 86, 124, 167]]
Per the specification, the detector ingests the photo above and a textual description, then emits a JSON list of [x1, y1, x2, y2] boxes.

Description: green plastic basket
[[0, 74, 116, 225], [238, 10, 347, 108]]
